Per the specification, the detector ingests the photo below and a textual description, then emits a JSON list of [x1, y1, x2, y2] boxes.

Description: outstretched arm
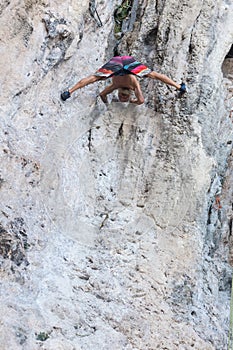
[[147, 71, 181, 90]]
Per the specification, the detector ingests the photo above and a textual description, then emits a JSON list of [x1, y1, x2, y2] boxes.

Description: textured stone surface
[[0, 0, 233, 349]]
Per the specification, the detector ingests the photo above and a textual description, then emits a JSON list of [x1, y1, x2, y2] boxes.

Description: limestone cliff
[[0, 1, 233, 349]]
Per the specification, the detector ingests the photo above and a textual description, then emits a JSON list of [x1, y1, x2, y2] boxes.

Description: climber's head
[[118, 88, 131, 102]]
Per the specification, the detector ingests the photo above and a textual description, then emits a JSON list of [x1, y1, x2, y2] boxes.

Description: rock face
[[0, 0, 233, 349]]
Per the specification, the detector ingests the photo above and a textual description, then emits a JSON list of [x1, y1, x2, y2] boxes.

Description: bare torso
[[111, 74, 139, 91], [99, 73, 145, 104]]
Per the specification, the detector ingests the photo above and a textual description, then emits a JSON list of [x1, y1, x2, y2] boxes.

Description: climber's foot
[[179, 82, 187, 94], [61, 91, 71, 101]]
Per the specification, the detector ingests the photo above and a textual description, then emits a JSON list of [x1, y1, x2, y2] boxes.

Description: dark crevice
[[187, 9, 202, 62], [229, 218, 232, 237], [226, 44, 233, 58], [88, 129, 92, 151], [118, 122, 124, 137], [144, 27, 158, 46], [189, 39, 194, 55], [155, 0, 167, 15], [89, 0, 103, 27], [164, 26, 170, 45], [114, 46, 120, 56], [207, 205, 212, 225]]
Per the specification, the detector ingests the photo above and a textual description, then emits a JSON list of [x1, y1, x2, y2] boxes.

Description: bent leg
[[69, 75, 105, 94], [147, 71, 180, 90]]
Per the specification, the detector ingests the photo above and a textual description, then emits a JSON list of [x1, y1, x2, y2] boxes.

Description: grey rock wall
[[0, 0, 233, 349]]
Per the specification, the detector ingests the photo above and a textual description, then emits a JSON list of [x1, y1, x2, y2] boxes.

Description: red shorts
[[94, 56, 151, 78]]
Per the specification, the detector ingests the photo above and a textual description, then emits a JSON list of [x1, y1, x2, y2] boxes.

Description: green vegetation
[[36, 332, 49, 341], [114, 0, 133, 36]]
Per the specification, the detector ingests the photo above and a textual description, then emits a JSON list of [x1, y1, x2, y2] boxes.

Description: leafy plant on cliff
[[114, 0, 133, 36], [36, 332, 50, 341]]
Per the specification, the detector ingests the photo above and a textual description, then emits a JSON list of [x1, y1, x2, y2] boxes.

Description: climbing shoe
[[179, 82, 187, 94], [61, 91, 71, 101]]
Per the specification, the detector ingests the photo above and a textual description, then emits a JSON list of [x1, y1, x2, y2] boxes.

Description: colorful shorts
[[94, 56, 151, 78]]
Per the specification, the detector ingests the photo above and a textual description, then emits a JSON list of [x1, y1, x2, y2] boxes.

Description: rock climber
[[61, 55, 187, 105]]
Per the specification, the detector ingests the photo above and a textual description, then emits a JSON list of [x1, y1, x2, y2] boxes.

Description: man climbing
[[61, 55, 186, 105]]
